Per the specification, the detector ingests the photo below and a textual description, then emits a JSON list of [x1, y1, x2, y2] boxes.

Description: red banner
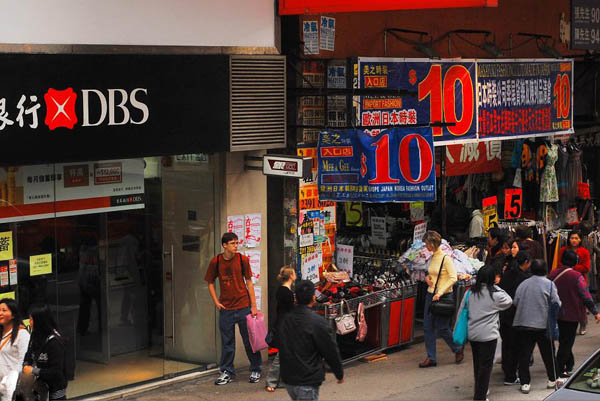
[[281, 0, 497, 14], [444, 141, 502, 177]]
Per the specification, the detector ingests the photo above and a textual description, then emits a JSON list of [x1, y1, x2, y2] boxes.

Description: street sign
[[263, 155, 312, 179]]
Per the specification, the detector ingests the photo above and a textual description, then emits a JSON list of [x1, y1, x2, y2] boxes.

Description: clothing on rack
[[557, 144, 569, 216], [567, 146, 583, 206], [540, 143, 559, 202]]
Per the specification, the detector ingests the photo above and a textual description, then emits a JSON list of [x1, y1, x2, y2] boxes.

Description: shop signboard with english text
[[317, 127, 436, 202], [357, 58, 477, 144], [477, 60, 574, 139]]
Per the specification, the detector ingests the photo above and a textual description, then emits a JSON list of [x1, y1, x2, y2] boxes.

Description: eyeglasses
[[227, 241, 240, 245]]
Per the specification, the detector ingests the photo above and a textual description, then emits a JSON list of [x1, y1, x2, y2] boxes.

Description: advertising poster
[[357, 58, 477, 144], [301, 252, 322, 283], [0, 232, 13, 261], [336, 244, 354, 276], [244, 213, 261, 248], [319, 16, 335, 51], [413, 222, 428, 243], [226, 215, 245, 246], [303, 20, 319, 55], [30, 253, 52, 276], [0, 159, 144, 223], [477, 60, 574, 139], [318, 127, 436, 202], [245, 250, 261, 284]]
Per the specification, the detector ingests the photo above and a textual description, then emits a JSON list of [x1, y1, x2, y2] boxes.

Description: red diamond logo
[[44, 88, 77, 130]]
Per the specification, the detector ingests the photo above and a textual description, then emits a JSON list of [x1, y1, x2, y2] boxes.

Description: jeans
[[265, 353, 283, 388], [499, 321, 519, 382], [424, 292, 460, 361], [286, 385, 320, 401], [471, 339, 497, 401], [516, 329, 556, 384], [557, 320, 578, 374], [219, 307, 262, 376]]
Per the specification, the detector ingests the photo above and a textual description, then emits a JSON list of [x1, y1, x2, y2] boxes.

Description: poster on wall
[[244, 213, 261, 248], [317, 127, 436, 202], [357, 58, 477, 144], [0, 159, 145, 223], [226, 215, 245, 246], [477, 60, 574, 139], [301, 252, 321, 283], [245, 250, 261, 284]]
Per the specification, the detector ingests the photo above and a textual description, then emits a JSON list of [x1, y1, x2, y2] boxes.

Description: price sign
[[482, 196, 498, 233], [578, 182, 591, 200], [567, 208, 579, 226], [504, 188, 523, 219], [344, 201, 363, 226]]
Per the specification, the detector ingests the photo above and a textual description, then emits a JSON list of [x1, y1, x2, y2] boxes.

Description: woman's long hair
[[0, 298, 23, 345], [471, 266, 498, 300], [28, 304, 61, 353]]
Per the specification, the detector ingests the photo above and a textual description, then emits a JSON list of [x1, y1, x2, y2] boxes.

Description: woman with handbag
[[456, 266, 512, 400], [265, 266, 296, 393], [419, 231, 464, 368]]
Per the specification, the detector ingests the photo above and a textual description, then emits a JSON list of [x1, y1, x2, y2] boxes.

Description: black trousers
[[517, 329, 557, 384], [471, 339, 497, 401], [556, 320, 578, 374], [500, 321, 519, 382]]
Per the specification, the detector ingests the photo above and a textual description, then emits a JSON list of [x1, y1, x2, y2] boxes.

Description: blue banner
[[477, 60, 574, 139], [358, 58, 477, 144], [318, 127, 436, 202]]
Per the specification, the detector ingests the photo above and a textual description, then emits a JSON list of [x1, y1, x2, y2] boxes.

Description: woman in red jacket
[[557, 229, 591, 335]]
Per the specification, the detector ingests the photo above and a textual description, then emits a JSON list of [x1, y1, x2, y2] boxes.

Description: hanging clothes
[[521, 140, 538, 213], [556, 144, 569, 216], [540, 143, 559, 202], [567, 145, 583, 206]]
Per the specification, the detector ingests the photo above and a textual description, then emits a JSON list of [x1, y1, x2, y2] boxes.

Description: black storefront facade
[[0, 53, 285, 398]]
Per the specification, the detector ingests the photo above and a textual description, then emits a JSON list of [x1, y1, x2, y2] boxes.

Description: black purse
[[429, 256, 456, 317]]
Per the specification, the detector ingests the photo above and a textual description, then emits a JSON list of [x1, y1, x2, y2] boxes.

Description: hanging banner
[[318, 127, 436, 202], [357, 58, 477, 144], [477, 60, 574, 139], [444, 141, 502, 176]]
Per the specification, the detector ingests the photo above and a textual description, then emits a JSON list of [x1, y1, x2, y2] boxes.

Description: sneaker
[[215, 371, 233, 385], [579, 329, 587, 335], [547, 380, 556, 388], [249, 371, 261, 383], [520, 384, 531, 394], [504, 378, 520, 386]]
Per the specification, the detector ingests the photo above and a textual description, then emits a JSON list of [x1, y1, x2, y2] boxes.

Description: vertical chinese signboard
[[571, 0, 600, 50], [477, 60, 574, 139], [357, 58, 477, 144]]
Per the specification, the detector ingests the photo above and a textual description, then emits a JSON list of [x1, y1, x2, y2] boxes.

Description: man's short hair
[[295, 280, 315, 305], [530, 258, 548, 276], [561, 249, 579, 267], [221, 232, 238, 245]]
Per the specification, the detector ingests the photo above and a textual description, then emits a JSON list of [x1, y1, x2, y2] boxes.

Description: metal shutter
[[230, 55, 286, 151]]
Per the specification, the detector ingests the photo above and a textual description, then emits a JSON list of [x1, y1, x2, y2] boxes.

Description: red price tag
[[578, 182, 591, 200], [504, 188, 522, 219]]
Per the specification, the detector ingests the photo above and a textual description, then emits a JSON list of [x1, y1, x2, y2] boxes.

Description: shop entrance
[[162, 157, 219, 375]]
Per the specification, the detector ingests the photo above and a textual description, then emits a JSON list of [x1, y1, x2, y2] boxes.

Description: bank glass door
[[162, 155, 218, 375]]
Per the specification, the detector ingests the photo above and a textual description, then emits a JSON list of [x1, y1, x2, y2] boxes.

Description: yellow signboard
[[482, 196, 499, 234], [0, 232, 13, 261], [0, 291, 15, 300], [344, 202, 363, 227], [30, 254, 52, 276]]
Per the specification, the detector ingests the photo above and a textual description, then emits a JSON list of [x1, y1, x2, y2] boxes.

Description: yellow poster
[[0, 232, 13, 261], [0, 291, 15, 300], [344, 202, 363, 227], [30, 254, 52, 276]]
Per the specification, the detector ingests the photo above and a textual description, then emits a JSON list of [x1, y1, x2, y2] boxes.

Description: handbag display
[[429, 256, 456, 317], [453, 289, 470, 345], [335, 299, 357, 335]]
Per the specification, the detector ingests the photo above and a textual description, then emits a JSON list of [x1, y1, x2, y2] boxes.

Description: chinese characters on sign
[[226, 215, 245, 246], [0, 232, 12, 261], [301, 252, 321, 283], [336, 244, 354, 276], [445, 141, 502, 176], [572, 0, 600, 50], [303, 21, 319, 55], [244, 213, 262, 248], [320, 16, 335, 51]]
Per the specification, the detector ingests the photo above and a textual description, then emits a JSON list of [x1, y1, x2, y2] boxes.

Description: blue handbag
[[453, 290, 471, 346]]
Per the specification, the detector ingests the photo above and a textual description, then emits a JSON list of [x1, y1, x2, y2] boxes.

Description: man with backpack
[[205, 232, 261, 385]]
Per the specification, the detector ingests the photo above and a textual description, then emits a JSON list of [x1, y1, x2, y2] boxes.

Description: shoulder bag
[[335, 299, 357, 335], [547, 269, 570, 341], [429, 256, 456, 317], [453, 289, 471, 345]]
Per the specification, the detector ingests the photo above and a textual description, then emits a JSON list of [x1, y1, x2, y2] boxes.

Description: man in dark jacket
[[278, 280, 343, 400], [549, 249, 600, 378]]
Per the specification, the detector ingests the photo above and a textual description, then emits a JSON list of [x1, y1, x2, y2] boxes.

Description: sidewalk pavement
[[132, 322, 600, 400]]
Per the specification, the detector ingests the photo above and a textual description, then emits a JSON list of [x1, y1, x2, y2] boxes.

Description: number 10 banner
[[318, 127, 436, 202]]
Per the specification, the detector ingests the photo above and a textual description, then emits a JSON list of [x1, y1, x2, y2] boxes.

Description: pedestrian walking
[[498, 250, 531, 386], [22, 304, 67, 400], [278, 280, 343, 401], [205, 232, 262, 385], [0, 298, 29, 377], [457, 266, 512, 400], [265, 266, 296, 393], [512, 259, 561, 394], [420, 231, 464, 368], [557, 229, 591, 335], [548, 249, 600, 379]]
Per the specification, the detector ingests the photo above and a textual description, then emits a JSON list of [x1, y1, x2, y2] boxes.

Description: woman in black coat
[[23, 304, 67, 400]]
